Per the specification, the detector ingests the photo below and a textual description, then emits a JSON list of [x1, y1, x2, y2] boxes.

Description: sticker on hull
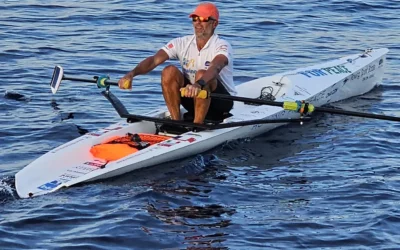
[[38, 180, 63, 191], [160, 135, 197, 147], [36, 161, 104, 191], [298, 65, 352, 78], [88, 126, 123, 137]]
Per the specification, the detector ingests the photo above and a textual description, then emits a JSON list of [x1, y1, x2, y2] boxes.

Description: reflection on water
[[4, 91, 28, 101], [147, 203, 234, 224], [147, 201, 233, 249]]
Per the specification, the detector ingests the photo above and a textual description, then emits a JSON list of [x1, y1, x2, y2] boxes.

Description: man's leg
[[193, 70, 217, 124], [161, 65, 185, 120]]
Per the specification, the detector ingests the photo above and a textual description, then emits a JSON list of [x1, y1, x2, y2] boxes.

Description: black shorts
[[181, 78, 233, 119]]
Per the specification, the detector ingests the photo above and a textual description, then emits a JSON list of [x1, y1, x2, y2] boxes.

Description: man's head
[[189, 2, 219, 21], [189, 2, 219, 38]]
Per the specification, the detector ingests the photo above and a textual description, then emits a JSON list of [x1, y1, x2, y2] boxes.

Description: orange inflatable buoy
[[89, 133, 171, 162], [90, 144, 138, 161]]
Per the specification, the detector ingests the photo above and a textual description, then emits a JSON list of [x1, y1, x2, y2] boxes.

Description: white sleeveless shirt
[[161, 34, 237, 95]]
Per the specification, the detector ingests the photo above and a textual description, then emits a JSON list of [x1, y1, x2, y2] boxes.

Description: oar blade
[[50, 65, 64, 94]]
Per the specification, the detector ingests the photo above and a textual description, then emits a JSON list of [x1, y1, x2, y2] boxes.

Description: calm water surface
[[1, 0, 400, 249]]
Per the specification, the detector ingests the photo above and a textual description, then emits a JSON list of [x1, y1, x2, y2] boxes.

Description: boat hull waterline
[[15, 48, 388, 198]]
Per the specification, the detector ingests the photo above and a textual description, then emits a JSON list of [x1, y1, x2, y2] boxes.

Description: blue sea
[[1, 0, 400, 249]]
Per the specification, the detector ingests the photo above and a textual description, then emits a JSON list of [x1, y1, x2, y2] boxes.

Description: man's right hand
[[118, 73, 133, 90]]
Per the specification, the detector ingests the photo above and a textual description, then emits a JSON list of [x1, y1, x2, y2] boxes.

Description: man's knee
[[161, 65, 181, 79], [161, 65, 183, 87], [162, 65, 180, 76]]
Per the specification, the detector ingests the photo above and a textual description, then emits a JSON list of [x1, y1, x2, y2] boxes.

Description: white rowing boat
[[15, 48, 389, 198]]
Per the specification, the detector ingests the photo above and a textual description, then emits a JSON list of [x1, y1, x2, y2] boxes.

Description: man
[[118, 2, 236, 124]]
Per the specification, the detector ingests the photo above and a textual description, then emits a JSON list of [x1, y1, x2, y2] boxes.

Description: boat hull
[[15, 48, 388, 198]]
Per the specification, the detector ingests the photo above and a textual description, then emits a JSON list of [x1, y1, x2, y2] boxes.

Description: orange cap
[[189, 2, 219, 21]]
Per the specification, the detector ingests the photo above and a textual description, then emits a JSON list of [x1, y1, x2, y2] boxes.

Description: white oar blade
[[50, 65, 64, 94]]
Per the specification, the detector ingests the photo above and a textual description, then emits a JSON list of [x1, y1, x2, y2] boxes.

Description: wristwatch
[[195, 79, 207, 89]]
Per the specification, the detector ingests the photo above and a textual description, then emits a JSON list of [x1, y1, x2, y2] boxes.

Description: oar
[[102, 90, 311, 129], [50, 65, 118, 94], [53, 65, 399, 123], [50, 66, 310, 129], [192, 91, 400, 122]]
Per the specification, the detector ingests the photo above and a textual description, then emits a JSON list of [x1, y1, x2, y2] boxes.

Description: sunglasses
[[191, 16, 215, 22]]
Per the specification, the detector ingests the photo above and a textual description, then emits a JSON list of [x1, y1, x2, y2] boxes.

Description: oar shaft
[[101, 90, 309, 129], [208, 93, 400, 122], [120, 113, 310, 130], [315, 107, 400, 122], [63, 75, 119, 86], [209, 93, 284, 107]]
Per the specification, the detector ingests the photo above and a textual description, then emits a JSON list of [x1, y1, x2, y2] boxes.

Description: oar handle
[[180, 88, 208, 99]]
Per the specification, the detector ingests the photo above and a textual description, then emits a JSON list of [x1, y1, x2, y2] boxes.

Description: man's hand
[[181, 83, 201, 98], [118, 73, 133, 90]]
